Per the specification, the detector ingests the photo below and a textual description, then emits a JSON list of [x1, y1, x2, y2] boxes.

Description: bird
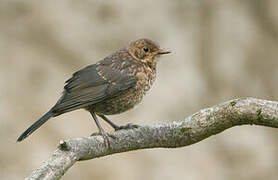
[[17, 38, 171, 144]]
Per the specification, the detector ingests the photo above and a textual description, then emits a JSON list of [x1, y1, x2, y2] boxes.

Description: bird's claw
[[90, 131, 116, 148], [115, 123, 141, 131]]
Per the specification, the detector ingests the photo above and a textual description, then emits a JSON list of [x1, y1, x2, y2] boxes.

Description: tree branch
[[25, 97, 278, 180]]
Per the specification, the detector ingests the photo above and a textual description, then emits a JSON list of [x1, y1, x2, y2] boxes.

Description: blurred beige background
[[1, 0, 278, 179]]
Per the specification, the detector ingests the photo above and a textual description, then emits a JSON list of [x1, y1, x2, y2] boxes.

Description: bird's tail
[[17, 110, 54, 142]]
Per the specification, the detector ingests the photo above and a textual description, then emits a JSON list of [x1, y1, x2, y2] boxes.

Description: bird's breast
[[118, 62, 156, 93], [134, 65, 156, 93]]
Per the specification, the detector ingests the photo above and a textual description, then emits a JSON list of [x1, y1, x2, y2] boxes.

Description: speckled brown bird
[[17, 38, 171, 143]]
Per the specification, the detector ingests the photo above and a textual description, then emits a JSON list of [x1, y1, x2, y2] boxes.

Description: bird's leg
[[99, 114, 140, 131], [98, 114, 121, 130], [90, 111, 111, 147]]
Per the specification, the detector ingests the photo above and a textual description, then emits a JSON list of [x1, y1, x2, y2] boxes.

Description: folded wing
[[52, 63, 137, 115]]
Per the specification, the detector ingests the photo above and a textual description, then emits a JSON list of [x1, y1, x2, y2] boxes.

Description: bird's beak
[[157, 49, 171, 55]]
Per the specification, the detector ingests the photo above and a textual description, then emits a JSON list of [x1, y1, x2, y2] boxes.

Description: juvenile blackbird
[[17, 38, 171, 143]]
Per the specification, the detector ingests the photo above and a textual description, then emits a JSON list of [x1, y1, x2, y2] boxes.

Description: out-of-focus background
[[1, 0, 278, 179]]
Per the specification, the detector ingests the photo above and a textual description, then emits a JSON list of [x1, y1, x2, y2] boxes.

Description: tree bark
[[25, 97, 278, 180]]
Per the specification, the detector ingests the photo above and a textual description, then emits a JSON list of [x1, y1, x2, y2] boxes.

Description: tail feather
[[17, 110, 54, 142]]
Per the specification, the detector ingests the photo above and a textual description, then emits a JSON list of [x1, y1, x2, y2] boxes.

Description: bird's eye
[[143, 46, 149, 52]]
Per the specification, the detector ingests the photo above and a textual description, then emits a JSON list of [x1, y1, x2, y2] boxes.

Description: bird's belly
[[92, 87, 145, 115]]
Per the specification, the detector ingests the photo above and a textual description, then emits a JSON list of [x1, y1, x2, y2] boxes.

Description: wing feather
[[52, 62, 137, 114]]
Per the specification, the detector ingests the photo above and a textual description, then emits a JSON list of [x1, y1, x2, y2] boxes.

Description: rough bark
[[25, 97, 278, 180]]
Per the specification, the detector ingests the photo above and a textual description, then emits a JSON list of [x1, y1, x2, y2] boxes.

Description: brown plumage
[[17, 38, 171, 143]]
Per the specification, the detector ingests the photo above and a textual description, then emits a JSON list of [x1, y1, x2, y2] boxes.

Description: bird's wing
[[52, 63, 137, 114]]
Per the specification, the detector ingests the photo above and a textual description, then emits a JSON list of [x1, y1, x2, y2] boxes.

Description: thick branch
[[25, 97, 278, 180]]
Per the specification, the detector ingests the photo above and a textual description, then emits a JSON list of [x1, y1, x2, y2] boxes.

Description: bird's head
[[128, 38, 171, 67]]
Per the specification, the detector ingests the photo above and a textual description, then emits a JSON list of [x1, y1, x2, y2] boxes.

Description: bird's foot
[[115, 123, 141, 131], [101, 132, 111, 148], [90, 131, 116, 148]]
